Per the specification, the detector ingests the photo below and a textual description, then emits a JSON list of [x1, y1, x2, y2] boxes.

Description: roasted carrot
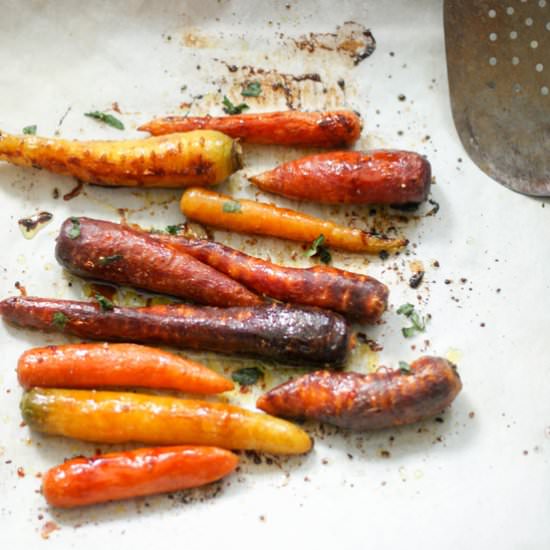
[[17, 343, 233, 394], [257, 357, 462, 430], [55, 217, 262, 307], [250, 150, 432, 205], [0, 130, 240, 187], [42, 446, 238, 508], [0, 296, 351, 366], [21, 388, 313, 454], [151, 233, 389, 323], [139, 110, 362, 148], [180, 188, 407, 253]]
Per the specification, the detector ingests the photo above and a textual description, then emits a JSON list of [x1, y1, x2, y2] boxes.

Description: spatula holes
[[506, 6, 515, 15], [510, 30, 518, 39], [512, 56, 520, 65], [489, 57, 498, 66], [539, 0, 547, 7], [489, 32, 498, 41], [536, 63, 544, 71], [525, 17, 534, 26], [542, 86, 549, 95], [546, 22, 550, 31], [530, 40, 539, 48], [488, 9, 497, 17], [513, 83, 522, 93]]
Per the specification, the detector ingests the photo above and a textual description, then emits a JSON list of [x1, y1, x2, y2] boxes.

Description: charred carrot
[[0, 130, 240, 187], [180, 188, 407, 253], [151, 233, 389, 323], [17, 343, 233, 394], [250, 150, 432, 205], [0, 296, 351, 366], [257, 357, 462, 430], [139, 110, 362, 148], [21, 388, 313, 454], [42, 446, 238, 508], [55, 217, 262, 308]]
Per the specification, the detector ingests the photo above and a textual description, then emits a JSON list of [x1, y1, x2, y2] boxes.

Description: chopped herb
[[94, 294, 114, 311], [165, 224, 182, 235], [180, 85, 188, 93], [396, 303, 415, 316], [222, 200, 242, 213], [241, 81, 262, 97], [84, 111, 124, 130], [67, 217, 81, 239], [305, 234, 332, 264], [52, 312, 69, 330], [398, 361, 412, 374], [22, 125, 37, 135], [397, 303, 427, 338], [231, 367, 263, 386], [98, 254, 123, 266], [222, 96, 249, 115]]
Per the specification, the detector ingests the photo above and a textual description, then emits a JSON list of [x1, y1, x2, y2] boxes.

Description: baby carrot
[[180, 188, 407, 253], [17, 343, 233, 394], [21, 388, 313, 455], [42, 446, 238, 508]]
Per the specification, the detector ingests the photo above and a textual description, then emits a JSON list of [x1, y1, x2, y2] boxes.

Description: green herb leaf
[[231, 367, 263, 386], [409, 311, 425, 331], [67, 217, 81, 239], [396, 303, 415, 316], [305, 234, 332, 264], [222, 200, 242, 213], [94, 294, 114, 312], [84, 111, 124, 130], [22, 125, 37, 135], [402, 326, 417, 338], [52, 312, 69, 330], [241, 81, 262, 97], [398, 361, 412, 374], [98, 254, 123, 266], [222, 96, 249, 115], [165, 225, 182, 235]]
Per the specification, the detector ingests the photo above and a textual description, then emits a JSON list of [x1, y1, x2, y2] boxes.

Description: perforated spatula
[[444, 0, 549, 196]]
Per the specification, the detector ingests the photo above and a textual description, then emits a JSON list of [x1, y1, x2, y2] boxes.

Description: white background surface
[[0, 1, 549, 548]]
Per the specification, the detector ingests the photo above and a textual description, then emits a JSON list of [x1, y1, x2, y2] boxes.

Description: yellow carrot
[[180, 188, 407, 253], [0, 130, 240, 187], [21, 388, 312, 455]]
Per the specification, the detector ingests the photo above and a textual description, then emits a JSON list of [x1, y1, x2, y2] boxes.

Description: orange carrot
[[138, 110, 362, 148], [42, 446, 238, 508], [180, 188, 407, 253], [17, 343, 233, 394]]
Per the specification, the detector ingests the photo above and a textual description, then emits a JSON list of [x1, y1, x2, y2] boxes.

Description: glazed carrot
[[180, 188, 407, 253], [0, 296, 351, 366], [42, 446, 238, 508], [257, 356, 462, 430], [17, 343, 233, 394], [0, 130, 240, 187], [250, 150, 432, 204], [150, 233, 389, 323], [139, 110, 362, 148], [21, 388, 313, 454]]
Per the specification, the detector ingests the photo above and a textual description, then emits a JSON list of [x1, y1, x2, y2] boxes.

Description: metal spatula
[[444, 0, 550, 196]]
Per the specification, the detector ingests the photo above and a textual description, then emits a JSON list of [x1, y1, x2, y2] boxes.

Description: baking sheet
[[1, 0, 549, 547]]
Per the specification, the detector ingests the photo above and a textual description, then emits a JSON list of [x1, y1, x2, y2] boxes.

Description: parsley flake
[[67, 217, 81, 239], [241, 81, 262, 97], [305, 234, 331, 264], [222, 96, 249, 115], [165, 224, 182, 235], [52, 312, 69, 330], [231, 367, 263, 386], [222, 200, 242, 213], [22, 125, 37, 135], [84, 111, 124, 130], [94, 294, 114, 312], [398, 361, 412, 374], [397, 303, 427, 338]]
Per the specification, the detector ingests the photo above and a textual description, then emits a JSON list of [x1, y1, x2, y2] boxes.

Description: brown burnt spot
[[14, 282, 27, 296], [292, 22, 376, 65], [41, 521, 60, 540], [63, 180, 84, 201], [17, 466, 25, 477], [18, 211, 53, 239], [112, 101, 121, 114]]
